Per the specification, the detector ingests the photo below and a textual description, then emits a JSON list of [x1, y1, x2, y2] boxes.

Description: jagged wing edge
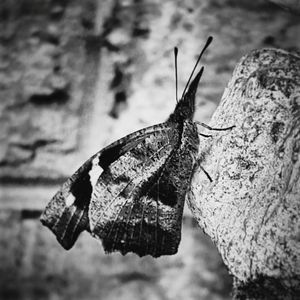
[[40, 122, 171, 250]]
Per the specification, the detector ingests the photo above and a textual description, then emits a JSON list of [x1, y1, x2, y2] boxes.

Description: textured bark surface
[[1, 0, 299, 299], [268, 0, 300, 14], [188, 48, 300, 298]]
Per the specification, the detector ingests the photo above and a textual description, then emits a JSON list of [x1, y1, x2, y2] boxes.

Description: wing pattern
[[40, 36, 214, 257], [40, 123, 171, 250], [89, 120, 199, 257]]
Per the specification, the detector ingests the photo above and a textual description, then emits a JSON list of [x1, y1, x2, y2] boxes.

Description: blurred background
[[0, 0, 299, 299]]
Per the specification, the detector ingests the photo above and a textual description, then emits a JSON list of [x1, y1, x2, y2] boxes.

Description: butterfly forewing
[[89, 125, 177, 257], [89, 119, 199, 257], [40, 123, 172, 250]]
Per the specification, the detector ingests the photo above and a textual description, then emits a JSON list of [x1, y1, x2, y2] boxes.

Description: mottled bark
[[188, 48, 300, 299], [267, 0, 300, 14]]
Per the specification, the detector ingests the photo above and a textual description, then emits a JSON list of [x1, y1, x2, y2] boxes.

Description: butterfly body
[[41, 40, 211, 257]]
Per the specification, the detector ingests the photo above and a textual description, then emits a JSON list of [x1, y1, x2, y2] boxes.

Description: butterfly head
[[168, 67, 203, 123]]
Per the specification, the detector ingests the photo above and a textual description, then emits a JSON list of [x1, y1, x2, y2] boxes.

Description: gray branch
[[188, 48, 300, 298]]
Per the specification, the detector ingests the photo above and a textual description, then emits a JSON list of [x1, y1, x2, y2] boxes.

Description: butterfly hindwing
[[40, 123, 171, 250], [89, 119, 199, 257]]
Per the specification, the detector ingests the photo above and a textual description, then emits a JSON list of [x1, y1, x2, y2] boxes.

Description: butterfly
[[40, 36, 234, 257]]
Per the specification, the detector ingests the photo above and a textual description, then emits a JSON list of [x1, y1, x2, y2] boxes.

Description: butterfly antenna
[[181, 36, 213, 99], [174, 47, 179, 103]]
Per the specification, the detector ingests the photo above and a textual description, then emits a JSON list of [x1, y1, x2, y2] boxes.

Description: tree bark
[[188, 48, 300, 299], [267, 0, 300, 14]]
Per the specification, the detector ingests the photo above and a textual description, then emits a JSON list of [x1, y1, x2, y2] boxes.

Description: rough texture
[[0, 0, 299, 299], [189, 48, 300, 298], [268, 0, 300, 14], [0, 0, 98, 181]]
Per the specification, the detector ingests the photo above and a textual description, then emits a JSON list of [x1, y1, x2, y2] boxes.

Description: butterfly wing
[[40, 123, 170, 250], [89, 119, 199, 257], [41, 37, 211, 256]]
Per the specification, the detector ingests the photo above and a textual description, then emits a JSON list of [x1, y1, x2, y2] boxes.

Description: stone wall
[[0, 0, 299, 299]]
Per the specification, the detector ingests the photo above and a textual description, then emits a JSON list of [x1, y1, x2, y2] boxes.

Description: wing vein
[[104, 142, 172, 241]]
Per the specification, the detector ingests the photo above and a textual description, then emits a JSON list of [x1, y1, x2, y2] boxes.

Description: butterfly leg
[[195, 121, 235, 131], [193, 159, 213, 182], [198, 133, 212, 138]]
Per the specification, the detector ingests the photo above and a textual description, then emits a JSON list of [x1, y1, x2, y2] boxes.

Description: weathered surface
[[0, 0, 299, 299], [189, 48, 300, 298], [0, 0, 100, 181], [268, 0, 300, 14]]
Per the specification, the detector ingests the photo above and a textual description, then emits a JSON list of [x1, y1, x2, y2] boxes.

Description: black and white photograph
[[0, 0, 299, 299]]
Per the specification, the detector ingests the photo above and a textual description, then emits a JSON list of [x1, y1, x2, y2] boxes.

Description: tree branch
[[188, 48, 300, 299]]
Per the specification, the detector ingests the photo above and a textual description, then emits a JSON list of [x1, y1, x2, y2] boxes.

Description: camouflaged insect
[[41, 37, 214, 257]]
